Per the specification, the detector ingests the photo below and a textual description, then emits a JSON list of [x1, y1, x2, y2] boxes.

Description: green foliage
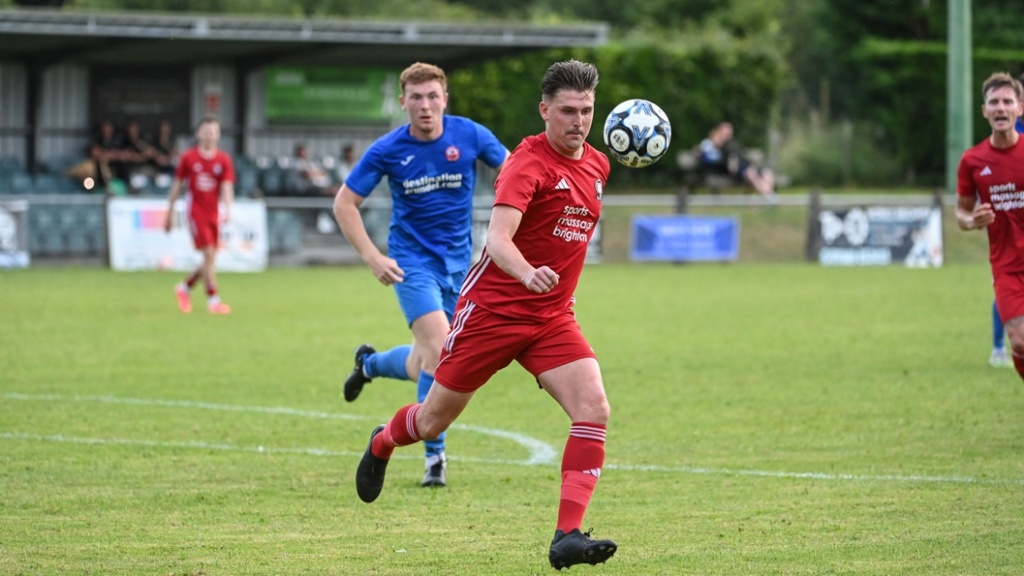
[[30, 0, 1024, 187], [846, 39, 1024, 185], [775, 117, 902, 187], [789, 0, 1024, 185], [449, 31, 788, 187], [63, 0, 479, 18]]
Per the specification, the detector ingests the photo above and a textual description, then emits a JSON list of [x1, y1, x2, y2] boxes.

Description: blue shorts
[[394, 267, 466, 326]]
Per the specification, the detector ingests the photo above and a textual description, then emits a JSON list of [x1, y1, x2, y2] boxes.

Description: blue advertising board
[[630, 214, 739, 262]]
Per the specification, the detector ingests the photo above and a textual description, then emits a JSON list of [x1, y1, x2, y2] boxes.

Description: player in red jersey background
[[353, 60, 619, 570], [956, 72, 1024, 380], [163, 115, 235, 314]]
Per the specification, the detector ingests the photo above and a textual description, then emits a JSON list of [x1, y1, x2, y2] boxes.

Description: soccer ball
[[602, 99, 672, 168]]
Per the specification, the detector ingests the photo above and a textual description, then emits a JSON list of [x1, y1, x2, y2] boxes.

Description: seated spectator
[[121, 118, 156, 192], [150, 119, 178, 177], [698, 121, 775, 199], [336, 143, 356, 185], [290, 143, 332, 195], [90, 119, 127, 192]]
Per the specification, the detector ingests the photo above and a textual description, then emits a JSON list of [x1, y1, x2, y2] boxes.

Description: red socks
[[371, 403, 421, 459], [556, 422, 606, 533], [1012, 350, 1024, 382], [367, 411, 607, 533]]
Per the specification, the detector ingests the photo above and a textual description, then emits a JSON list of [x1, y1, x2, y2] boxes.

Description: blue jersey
[[346, 116, 506, 274], [1016, 118, 1024, 135]]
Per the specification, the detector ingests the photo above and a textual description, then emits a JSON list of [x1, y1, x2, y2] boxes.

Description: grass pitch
[[1, 263, 1021, 575]]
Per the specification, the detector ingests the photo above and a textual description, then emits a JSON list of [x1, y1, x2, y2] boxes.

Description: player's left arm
[[486, 205, 558, 294], [220, 179, 234, 224], [163, 178, 183, 233]]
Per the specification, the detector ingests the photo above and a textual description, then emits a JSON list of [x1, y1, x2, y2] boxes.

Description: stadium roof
[[0, 9, 609, 69]]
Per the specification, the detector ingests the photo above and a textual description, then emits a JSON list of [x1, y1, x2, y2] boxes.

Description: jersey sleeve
[[473, 122, 508, 169], [174, 150, 191, 180], [493, 145, 542, 213], [955, 149, 976, 199], [344, 140, 387, 197], [222, 153, 236, 184]]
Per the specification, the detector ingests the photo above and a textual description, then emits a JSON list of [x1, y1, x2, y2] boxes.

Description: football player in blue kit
[[333, 62, 509, 487]]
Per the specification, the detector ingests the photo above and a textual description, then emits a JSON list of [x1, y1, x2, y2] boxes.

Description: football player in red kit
[[163, 115, 235, 314], [957, 72, 1024, 380], [354, 59, 618, 570]]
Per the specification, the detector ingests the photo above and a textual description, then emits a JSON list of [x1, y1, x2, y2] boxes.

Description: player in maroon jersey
[[163, 115, 235, 314], [957, 72, 1024, 380], [353, 60, 617, 570]]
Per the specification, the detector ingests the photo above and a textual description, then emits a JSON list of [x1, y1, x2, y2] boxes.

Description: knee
[[1007, 329, 1024, 353], [419, 348, 441, 371], [575, 396, 610, 425], [417, 418, 448, 441], [415, 410, 450, 440]]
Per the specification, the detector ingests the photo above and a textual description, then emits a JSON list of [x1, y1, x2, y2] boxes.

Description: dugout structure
[[0, 9, 608, 171], [0, 8, 607, 264]]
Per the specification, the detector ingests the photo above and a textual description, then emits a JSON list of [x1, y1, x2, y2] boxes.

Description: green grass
[[1, 263, 1022, 575]]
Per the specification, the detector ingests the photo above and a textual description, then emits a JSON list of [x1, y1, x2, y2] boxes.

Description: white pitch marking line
[[1, 392, 557, 466], [0, 431, 533, 465], [3, 393, 1022, 485]]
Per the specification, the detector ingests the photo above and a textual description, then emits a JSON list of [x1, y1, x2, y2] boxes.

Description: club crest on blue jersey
[[446, 146, 460, 162]]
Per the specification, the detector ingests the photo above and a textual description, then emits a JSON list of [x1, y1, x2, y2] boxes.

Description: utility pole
[[946, 0, 972, 195]]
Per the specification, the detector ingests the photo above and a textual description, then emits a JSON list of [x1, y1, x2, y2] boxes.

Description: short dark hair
[[541, 59, 599, 102], [197, 114, 220, 130]]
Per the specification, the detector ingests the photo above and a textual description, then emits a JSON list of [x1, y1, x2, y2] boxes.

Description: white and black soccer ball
[[602, 98, 672, 168]]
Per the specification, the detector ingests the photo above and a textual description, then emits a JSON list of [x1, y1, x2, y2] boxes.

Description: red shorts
[[993, 271, 1024, 323], [433, 299, 597, 394], [189, 214, 219, 249]]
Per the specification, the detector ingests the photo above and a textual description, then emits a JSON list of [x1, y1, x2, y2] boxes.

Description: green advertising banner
[[265, 67, 399, 123]]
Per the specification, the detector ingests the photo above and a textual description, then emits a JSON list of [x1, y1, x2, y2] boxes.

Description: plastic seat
[[65, 229, 91, 255], [0, 156, 23, 173], [7, 171, 35, 195], [60, 176, 86, 193], [39, 229, 66, 256], [269, 209, 303, 253], [259, 167, 287, 196], [86, 206, 107, 252], [236, 166, 258, 197], [33, 173, 63, 194], [29, 206, 63, 255], [43, 155, 79, 176]]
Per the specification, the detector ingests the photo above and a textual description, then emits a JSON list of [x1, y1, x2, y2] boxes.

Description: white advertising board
[[107, 198, 268, 272]]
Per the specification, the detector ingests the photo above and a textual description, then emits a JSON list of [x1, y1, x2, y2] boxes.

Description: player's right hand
[[974, 202, 996, 228], [369, 255, 404, 286], [521, 266, 559, 294]]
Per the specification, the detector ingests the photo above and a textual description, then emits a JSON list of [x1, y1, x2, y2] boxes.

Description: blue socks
[[993, 301, 1005, 350], [364, 345, 412, 380], [362, 346, 445, 458], [418, 370, 445, 457]]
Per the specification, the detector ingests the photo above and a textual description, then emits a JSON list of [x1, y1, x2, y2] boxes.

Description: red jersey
[[460, 133, 610, 321], [175, 147, 235, 220], [957, 137, 1024, 275]]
